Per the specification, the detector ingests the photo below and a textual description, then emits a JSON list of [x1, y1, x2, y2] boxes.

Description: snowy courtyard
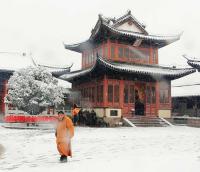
[[0, 125, 200, 172]]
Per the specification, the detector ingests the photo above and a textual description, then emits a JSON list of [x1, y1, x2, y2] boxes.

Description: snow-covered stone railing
[[123, 117, 137, 127]]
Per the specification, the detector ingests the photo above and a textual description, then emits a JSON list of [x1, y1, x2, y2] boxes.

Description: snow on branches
[[6, 66, 64, 115]]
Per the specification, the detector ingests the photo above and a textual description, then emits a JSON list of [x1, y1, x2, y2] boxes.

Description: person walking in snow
[[55, 111, 74, 162]]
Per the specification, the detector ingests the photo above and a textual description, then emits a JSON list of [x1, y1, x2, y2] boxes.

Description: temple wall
[[158, 110, 171, 118]]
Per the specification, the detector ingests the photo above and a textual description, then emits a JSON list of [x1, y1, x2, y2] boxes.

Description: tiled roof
[[59, 56, 196, 81], [187, 60, 200, 70], [64, 12, 181, 52], [99, 21, 181, 43], [0, 65, 71, 78]]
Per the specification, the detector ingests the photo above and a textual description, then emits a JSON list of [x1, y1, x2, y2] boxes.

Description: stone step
[[125, 116, 170, 127]]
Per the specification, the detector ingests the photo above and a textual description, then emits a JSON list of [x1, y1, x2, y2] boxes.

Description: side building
[[0, 59, 71, 121]]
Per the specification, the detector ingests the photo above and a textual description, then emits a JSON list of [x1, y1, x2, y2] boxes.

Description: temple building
[[60, 10, 196, 121]]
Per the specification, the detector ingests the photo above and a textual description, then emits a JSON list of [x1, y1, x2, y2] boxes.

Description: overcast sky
[[0, 0, 200, 87]]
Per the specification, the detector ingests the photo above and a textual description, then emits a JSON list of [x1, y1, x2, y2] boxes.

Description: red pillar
[[155, 81, 160, 116], [103, 75, 108, 107], [107, 39, 111, 59], [119, 79, 124, 116], [149, 47, 153, 64]]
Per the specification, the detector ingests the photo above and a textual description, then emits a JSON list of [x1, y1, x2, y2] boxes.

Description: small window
[[153, 49, 157, 64], [108, 85, 113, 102], [85, 53, 88, 65], [110, 110, 118, 116], [88, 52, 91, 64], [129, 85, 135, 103], [92, 87, 95, 102], [129, 48, 134, 58], [124, 48, 129, 58], [99, 85, 103, 102], [124, 85, 129, 103], [152, 87, 156, 104], [118, 47, 123, 58], [98, 47, 103, 56], [114, 85, 119, 103], [146, 86, 151, 104], [111, 45, 115, 58], [104, 46, 108, 58], [160, 89, 169, 103]]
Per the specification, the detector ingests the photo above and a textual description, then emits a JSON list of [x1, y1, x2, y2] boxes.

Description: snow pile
[[0, 126, 200, 172]]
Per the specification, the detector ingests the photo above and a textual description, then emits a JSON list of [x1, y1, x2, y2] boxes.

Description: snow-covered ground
[[0, 125, 200, 172]]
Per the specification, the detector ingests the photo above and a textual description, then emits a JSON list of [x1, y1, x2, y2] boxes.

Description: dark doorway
[[135, 89, 145, 115]]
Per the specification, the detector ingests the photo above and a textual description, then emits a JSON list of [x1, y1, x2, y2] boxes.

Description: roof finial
[[98, 13, 103, 19], [127, 10, 131, 15]]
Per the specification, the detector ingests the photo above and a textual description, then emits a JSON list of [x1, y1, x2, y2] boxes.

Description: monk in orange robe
[[55, 111, 74, 162]]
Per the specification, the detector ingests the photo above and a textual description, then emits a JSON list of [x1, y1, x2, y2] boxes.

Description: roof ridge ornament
[[127, 10, 131, 15], [98, 13, 103, 20]]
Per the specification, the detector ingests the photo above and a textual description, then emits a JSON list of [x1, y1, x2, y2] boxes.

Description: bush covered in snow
[[6, 66, 64, 115]]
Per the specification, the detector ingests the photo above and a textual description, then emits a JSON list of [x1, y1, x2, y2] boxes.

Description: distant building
[[0, 53, 71, 120], [172, 83, 200, 117], [171, 57, 200, 117], [59, 11, 195, 120]]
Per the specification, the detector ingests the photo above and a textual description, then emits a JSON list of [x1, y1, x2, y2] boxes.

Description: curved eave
[[51, 69, 71, 78], [0, 69, 14, 74], [97, 57, 196, 80], [38, 63, 73, 70], [187, 61, 200, 71], [64, 40, 93, 53], [59, 56, 195, 82], [0, 69, 14, 80], [59, 59, 98, 81]]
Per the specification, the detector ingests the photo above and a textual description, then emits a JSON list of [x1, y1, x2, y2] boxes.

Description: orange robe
[[56, 116, 74, 157], [72, 108, 80, 117]]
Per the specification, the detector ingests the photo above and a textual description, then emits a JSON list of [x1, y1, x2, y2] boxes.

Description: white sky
[[0, 0, 200, 87]]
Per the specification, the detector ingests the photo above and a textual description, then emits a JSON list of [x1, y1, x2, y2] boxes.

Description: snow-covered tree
[[6, 66, 64, 115]]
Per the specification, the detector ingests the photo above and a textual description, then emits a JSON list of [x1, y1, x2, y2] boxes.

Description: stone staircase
[[124, 116, 171, 127]]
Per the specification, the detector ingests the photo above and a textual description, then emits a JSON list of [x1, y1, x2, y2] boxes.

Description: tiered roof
[[64, 11, 182, 52], [59, 56, 195, 81]]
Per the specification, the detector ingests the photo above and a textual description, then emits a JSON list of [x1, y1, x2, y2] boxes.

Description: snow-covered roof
[[0, 52, 33, 71], [64, 11, 181, 52], [95, 21, 181, 42], [172, 85, 200, 97], [182, 55, 200, 71], [171, 71, 200, 97], [59, 56, 195, 81], [187, 60, 200, 71], [0, 53, 71, 77]]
